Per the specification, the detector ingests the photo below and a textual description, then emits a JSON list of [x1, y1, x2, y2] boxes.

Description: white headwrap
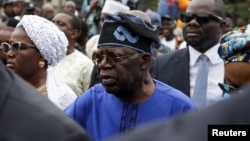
[[17, 15, 68, 66], [101, 0, 130, 15]]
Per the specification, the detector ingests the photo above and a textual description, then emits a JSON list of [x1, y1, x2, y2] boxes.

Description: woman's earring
[[38, 61, 45, 68]]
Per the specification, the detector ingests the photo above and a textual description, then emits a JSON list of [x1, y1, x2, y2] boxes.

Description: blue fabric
[[220, 93, 231, 100], [64, 80, 196, 141], [157, 0, 179, 19], [192, 55, 209, 108], [218, 31, 250, 63]]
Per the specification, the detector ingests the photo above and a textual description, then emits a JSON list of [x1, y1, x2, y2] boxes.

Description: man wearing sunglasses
[[64, 11, 196, 141], [151, 0, 227, 108]]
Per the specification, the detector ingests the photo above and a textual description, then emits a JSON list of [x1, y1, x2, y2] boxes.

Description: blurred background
[[0, 0, 249, 27]]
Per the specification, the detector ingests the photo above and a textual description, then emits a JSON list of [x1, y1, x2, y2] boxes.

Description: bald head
[[187, 0, 225, 18], [63, 1, 76, 14], [42, 3, 55, 20]]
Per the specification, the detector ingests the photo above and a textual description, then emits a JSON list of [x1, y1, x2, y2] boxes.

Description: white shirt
[[160, 37, 177, 51], [189, 43, 224, 106], [46, 73, 77, 110], [86, 34, 100, 59], [179, 41, 187, 49], [48, 50, 94, 96]]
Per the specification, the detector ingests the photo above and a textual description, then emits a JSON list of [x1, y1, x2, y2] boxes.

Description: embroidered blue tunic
[[64, 80, 196, 141]]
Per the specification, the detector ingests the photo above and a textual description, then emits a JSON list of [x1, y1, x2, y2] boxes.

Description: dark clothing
[[0, 61, 92, 141], [151, 48, 190, 96], [108, 84, 250, 141], [89, 65, 100, 88]]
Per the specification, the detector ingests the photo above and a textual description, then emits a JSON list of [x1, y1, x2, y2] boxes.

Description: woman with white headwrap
[[2, 15, 77, 110]]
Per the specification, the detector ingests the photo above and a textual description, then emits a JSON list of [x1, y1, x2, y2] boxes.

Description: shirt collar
[[189, 43, 223, 65]]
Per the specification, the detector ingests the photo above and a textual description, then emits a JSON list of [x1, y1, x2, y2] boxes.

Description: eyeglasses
[[92, 52, 143, 65], [179, 12, 223, 24], [218, 82, 237, 93], [1, 42, 36, 55]]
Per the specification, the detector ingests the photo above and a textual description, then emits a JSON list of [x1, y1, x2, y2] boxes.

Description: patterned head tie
[[218, 29, 250, 64], [98, 12, 160, 54], [17, 15, 68, 66]]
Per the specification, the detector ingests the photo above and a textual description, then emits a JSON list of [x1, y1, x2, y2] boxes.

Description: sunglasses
[[1, 42, 36, 55], [179, 12, 223, 24], [92, 52, 143, 65]]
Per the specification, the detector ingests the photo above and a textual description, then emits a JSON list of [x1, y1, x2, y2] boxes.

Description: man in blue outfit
[[64, 11, 196, 141]]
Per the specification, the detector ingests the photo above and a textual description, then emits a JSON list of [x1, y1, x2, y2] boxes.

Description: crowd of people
[[1, 0, 250, 141]]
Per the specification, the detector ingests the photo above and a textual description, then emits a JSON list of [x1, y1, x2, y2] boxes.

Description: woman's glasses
[[1, 42, 36, 55], [218, 82, 237, 93], [92, 52, 143, 65], [179, 12, 223, 24]]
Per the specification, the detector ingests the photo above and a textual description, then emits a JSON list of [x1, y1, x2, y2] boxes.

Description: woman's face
[[225, 62, 250, 89], [6, 27, 42, 80]]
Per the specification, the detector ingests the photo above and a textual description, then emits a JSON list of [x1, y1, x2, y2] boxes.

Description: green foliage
[[225, 2, 250, 25]]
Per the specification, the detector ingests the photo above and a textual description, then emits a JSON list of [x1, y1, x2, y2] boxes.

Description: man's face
[[3, 3, 14, 17], [182, 1, 224, 53], [52, 13, 73, 39], [12, 1, 23, 16], [64, 2, 75, 14], [94, 46, 145, 100], [42, 6, 54, 20], [161, 18, 175, 38]]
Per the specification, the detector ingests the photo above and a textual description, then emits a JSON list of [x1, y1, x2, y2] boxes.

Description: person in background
[[63, 0, 88, 54], [232, 17, 245, 31], [4, 15, 77, 110], [0, 26, 14, 65], [223, 11, 234, 34], [218, 24, 250, 99], [151, 0, 227, 108], [63, 0, 76, 14], [0, 44, 6, 64], [41, 3, 55, 21], [34, 6, 42, 17], [64, 11, 196, 141], [63, 0, 82, 19], [75, 19, 89, 55], [0, 59, 92, 141], [0, 0, 15, 27], [157, 0, 179, 19], [85, 0, 130, 59], [50, 11, 94, 96], [81, 0, 105, 37], [12, 0, 24, 21], [125, 0, 140, 10], [146, 10, 171, 56], [160, 14, 180, 51]]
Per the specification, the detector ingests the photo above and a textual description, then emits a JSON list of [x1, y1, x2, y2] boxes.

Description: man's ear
[[70, 29, 81, 39], [140, 53, 152, 71], [220, 20, 228, 33]]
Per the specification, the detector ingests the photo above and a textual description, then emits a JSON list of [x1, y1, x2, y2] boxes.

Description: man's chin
[[187, 41, 201, 48], [103, 84, 118, 94]]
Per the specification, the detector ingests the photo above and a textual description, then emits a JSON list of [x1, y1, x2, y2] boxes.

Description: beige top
[[48, 50, 94, 96], [36, 73, 77, 110]]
